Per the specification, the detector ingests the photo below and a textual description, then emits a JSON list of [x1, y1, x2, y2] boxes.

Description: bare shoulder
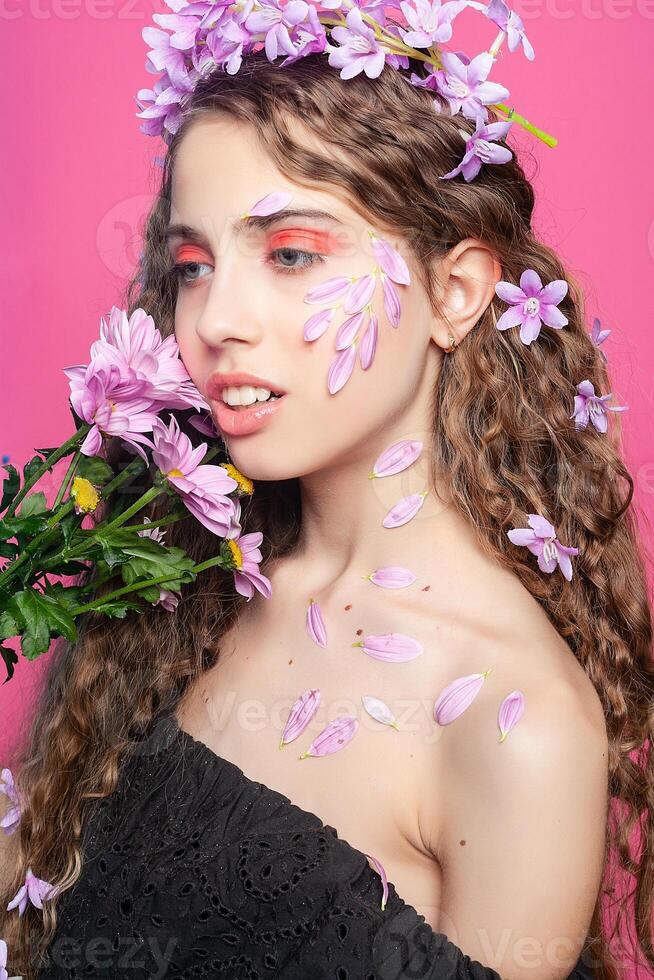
[[417, 587, 610, 976]]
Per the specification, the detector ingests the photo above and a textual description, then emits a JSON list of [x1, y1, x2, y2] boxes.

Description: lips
[[209, 390, 287, 437], [206, 371, 286, 401]]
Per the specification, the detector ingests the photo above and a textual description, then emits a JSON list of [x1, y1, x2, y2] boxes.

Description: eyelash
[[170, 247, 326, 285]]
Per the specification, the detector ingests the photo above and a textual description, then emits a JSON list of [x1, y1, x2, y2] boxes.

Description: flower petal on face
[[335, 311, 366, 350], [518, 268, 543, 296], [381, 274, 401, 327], [280, 688, 321, 747], [246, 191, 293, 217], [367, 566, 417, 589], [303, 307, 335, 341], [382, 490, 428, 527], [343, 274, 377, 314], [497, 689, 525, 742], [362, 695, 400, 729], [327, 344, 357, 394], [433, 669, 492, 725], [359, 312, 378, 370], [353, 631, 423, 662], [298, 715, 359, 758], [370, 234, 411, 285], [304, 276, 352, 304], [306, 599, 328, 647], [371, 439, 423, 478]]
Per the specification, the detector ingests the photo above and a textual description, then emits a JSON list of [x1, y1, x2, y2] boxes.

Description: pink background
[[1, 0, 653, 973]]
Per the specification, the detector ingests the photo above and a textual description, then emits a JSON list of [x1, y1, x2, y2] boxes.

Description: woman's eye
[[170, 246, 325, 286], [266, 247, 326, 276]]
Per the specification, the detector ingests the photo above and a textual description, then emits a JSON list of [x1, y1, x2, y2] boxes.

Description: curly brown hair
[[2, 51, 653, 979]]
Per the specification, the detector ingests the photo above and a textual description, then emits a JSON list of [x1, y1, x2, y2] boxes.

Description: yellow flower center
[[70, 477, 100, 514], [167, 468, 185, 478], [221, 463, 254, 495], [226, 539, 243, 569]]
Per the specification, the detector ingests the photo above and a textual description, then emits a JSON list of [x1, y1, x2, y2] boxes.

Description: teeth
[[222, 385, 278, 406]]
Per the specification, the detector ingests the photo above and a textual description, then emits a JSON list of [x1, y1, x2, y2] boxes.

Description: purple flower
[[245, 0, 311, 61], [0, 936, 7, 980], [306, 599, 328, 647], [507, 514, 579, 582], [590, 317, 611, 364], [223, 499, 272, 601], [0, 769, 20, 836], [497, 690, 525, 742], [494, 269, 569, 345], [145, 415, 239, 537], [437, 50, 510, 122], [399, 0, 468, 47], [7, 867, 58, 916], [439, 113, 513, 182], [469, 0, 534, 60], [137, 518, 181, 611], [570, 380, 628, 434], [326, 7, 387, 79]]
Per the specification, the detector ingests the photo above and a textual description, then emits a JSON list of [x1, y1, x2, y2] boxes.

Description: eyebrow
[[164, 208, 345, 246]]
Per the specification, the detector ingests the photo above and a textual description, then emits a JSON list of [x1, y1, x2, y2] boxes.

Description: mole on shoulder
[[459, 840, 466, 846], [344, 604, 352, 611]]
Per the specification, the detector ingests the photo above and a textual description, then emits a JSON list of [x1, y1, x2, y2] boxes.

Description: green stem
[[52, 452, 82, 509], [4, 424, 92, 519], [67, 554, 227, 616], [492, 103, 558, 147], [99, 485, 165, 533]]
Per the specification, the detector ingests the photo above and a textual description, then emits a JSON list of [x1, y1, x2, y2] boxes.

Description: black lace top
[[37, 711, 596, 979]]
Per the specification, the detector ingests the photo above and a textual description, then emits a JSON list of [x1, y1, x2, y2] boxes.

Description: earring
[[444, 331, 457, 353]]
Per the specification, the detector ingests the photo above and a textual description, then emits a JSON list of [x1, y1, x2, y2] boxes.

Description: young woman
[[1, 50, 653, 980]]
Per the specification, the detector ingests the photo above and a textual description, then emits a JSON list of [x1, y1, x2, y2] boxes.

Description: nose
[[194, 240, 264, 349]]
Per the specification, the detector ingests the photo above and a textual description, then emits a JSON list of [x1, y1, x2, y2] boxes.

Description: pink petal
[[353, 632, 423, 663], [280, 688, 321, 747], [382, 491, 428, 528], [303, 308, 335, 341], [371, 439, 423, 478], [370, 234, 411, 285], [304, 276, 352, 305], [381, 273, 401, 327], [433, 669, 492, 725], [364, 852, 389, 910], [366, 566, 417, 589], [327, 345, 357, 395], [362, 695, 399, 729], [359, 311, 378, 370], [343, 274, 377, 315], [245, 191, 293, 217], [498, 690, 525, 742], [298, 715, 359, 758], [306, 599, 327, 647], [335, 311, 366, 350]]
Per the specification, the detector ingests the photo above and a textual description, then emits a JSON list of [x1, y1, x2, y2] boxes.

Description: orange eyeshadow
[[174, 245, 211, 263], [268, 229, 339, 252]]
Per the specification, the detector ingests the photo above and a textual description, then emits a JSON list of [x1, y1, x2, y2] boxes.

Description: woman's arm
[[430, 676, 609, 980]]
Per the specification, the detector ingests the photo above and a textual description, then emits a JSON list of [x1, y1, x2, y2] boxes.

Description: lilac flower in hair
[[399, 0, 469, 48], [468, 0, 535, 60], [437, 50, 510, 122], [507, 514, 579, 581], [494, 269, 568, 346], [326, 7, 387, 79], [245, 0, 312, 62], [570, 380, 628, 433], [439, 113, 513, 182], [590, 317, 611, 364]]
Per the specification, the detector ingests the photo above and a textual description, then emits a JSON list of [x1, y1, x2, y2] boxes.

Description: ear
[[430, 239, 501, 351]]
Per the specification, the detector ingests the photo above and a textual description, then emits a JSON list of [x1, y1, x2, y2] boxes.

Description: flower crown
[[136, 0, 557, 184]]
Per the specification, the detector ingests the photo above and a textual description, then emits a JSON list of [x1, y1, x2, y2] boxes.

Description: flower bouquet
[[0, 306, 271, 684]]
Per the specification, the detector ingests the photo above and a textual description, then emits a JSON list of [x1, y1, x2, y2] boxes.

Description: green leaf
[[0, 540, 18, 559], [76, 455, 114, 487], [35, 593, 77, 642], [92, 598, 143, 619], [42, 582, 89, 610], [20, 491, 48, 517], [59, 512, 83, 549], [0, 463, 20, 512], [14, 589, 52, 661], [134, 584, 161, 603], [0, 611, 18, 641], [0, 513, 49, 542], [22, 453, 47, 485], [1, 645, 18, 683]]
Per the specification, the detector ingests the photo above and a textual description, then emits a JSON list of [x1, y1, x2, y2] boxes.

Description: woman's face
[[169, 116, 442, 481]]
